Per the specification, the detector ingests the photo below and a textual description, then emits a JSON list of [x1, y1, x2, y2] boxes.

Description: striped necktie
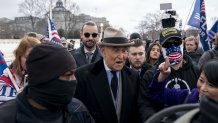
[[86, 52, 93, 64]]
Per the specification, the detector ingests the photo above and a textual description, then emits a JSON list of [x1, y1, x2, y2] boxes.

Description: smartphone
[[23, 74, 28, 87]]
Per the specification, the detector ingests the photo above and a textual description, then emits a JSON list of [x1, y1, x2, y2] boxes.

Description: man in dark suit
[[127, 42, 153, 77], [126, 34, 152, 79], [71, 21, 102, 68], [74, 27, 140, 123]]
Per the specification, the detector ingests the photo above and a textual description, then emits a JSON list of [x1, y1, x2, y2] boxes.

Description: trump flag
[[187, 0, 201, 28], [187, 0, 210, 51]]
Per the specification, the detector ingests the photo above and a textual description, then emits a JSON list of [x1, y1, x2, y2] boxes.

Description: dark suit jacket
[[125, 61, 153, 79], [74, 59, 140, 123], [71, 45, 102, 68]]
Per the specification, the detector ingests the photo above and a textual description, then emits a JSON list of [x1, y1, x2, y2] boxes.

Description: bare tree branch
[[18, 0, 51, 31], [62, 0, 80, 38]]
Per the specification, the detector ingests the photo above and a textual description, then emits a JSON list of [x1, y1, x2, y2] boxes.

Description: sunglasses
[[162, 38, 182, 48], [84, 32, 98, 38]]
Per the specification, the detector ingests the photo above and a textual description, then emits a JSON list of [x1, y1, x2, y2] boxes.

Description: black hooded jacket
[[198, 45, 218, 69], [185, 47, 203, 66], [146, 54, 199, 90], [138, 54, 200, 117]]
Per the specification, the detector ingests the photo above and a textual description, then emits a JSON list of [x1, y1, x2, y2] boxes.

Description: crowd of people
[[0, 20, 217, 123]]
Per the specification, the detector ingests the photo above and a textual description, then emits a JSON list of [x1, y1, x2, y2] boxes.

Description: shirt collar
[[103, 59, 121, 73], [103, 59, 112, 71], [130, 65, 141, 71], [84, 47, 96, 54]]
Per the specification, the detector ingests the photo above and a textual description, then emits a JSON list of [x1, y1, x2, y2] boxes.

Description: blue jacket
[[149, 73, 199, 106]]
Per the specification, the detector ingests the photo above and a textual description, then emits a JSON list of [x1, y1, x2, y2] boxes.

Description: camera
[[162, 17, 176, 28], [165, 10, 176, 16], [161, 10, 177, 28], [160, 3, 177, 28]]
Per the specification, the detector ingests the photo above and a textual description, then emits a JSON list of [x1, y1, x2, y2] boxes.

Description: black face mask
[[28, 79, 77, 110]]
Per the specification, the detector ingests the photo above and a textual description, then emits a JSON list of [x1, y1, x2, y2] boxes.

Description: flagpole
[[47, 15, 64, 47], [50, 0, 52, 19], [4, 68, 19, 92], [183, 0, 196, 30], [47, 17, 52, 41]]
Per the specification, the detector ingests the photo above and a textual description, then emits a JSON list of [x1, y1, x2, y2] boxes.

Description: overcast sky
[[0, 0, 217, 33]]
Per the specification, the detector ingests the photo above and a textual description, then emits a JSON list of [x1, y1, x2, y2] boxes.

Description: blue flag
[[188, 0, 210, 51], [207, 20, 218, 43], [0, 52, 7, 75], [187, 0, 201, 28], [199, 0, 210, 51], [47, 16, 63, 47]]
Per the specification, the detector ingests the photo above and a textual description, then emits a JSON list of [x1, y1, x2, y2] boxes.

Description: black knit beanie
[[26, 43, 76, 86], [130, 32, 142, 40]]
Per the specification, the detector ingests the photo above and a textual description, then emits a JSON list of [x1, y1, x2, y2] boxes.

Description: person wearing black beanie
[[26, 42, 77, 110], [129, 32, 142, 40], [27, 42, 77, 85], [0, 43, 95, 123]]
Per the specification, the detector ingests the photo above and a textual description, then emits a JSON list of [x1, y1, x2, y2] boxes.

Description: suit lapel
[[91, 47, 102, 63], [74, 46, 88, 65], [120, 68, 132, 122]]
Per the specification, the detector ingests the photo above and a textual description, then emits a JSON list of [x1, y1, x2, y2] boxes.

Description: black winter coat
[[0, 90, 95, 123], [138, 55, 200, 121]]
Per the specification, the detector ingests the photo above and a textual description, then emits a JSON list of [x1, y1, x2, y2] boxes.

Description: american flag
[[0, 51, 16, 89], [47, 17, 63, 46], [0, 73, 15, 88], [166, 45, 183, 62], [0, 51, 19, 91], [0, 51, 7, 75]]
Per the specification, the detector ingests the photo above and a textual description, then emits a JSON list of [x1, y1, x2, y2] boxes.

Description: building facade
[[0, 0, 109, 39], [52, 0, 109, 35]]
